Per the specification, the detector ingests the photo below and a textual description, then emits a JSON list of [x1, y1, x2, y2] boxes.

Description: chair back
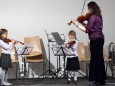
[[11, 47, 18, 63], [112, 45, 115, 65], [108, 42, 115, 59], [77, 42, 86, 61], [24, 36, 43, 62]]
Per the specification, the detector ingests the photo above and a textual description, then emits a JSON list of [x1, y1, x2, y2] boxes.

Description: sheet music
[[51, 32, 65, 45], [52, 46, 75, 56], [17, 44, 33, 55]]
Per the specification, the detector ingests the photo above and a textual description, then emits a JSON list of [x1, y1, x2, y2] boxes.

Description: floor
[[3, 78, 115, 86]]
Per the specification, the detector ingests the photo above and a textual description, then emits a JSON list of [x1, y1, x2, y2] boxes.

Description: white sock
[[1, 69, 6, 84], [68, 71, 72, 78], [74, 71, 77, 81], [4, 71, 8, 83], [4, 71, 12, 85]]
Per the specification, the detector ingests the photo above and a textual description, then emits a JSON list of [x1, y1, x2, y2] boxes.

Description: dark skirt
[[0, 53, 12, 70], [66, 56, 80, 71], [89, 38, 106, 82]]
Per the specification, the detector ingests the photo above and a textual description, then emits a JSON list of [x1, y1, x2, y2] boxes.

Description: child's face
[[2, 32, 8, 39], [69, 34, 75, 39]]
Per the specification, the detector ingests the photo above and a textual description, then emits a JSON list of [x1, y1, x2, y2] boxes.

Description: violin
[[68, 12, 92, 25], [66, 40, 76, 48], [68, 0, 92, 25], [77, 12, 92, 23], [3, 38, 24, 45]]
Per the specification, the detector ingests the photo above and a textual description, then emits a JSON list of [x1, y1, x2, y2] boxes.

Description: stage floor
[[3, 78, 115, 86]]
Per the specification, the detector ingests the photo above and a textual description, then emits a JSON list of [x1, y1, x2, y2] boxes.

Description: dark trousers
[[89, 38, 106, 83]]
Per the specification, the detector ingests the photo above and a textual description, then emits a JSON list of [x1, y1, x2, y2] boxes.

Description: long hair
[[88, 1, 101, 17], [0, 28, 8, 40]]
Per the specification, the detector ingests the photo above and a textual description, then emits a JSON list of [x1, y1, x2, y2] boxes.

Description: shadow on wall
[[40, 38, 55, 73]]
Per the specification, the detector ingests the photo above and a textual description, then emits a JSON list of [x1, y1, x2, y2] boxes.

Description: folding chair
[[77, 42, 89, 78], [24, 36, 45, 78]]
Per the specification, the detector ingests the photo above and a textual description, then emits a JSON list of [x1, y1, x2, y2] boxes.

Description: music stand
[[41, 30, 59, 78], [16, 44, 33, 80], [42, 30, 65, 78], [50, 33, 77, 85], [51, 32, 65, 76]]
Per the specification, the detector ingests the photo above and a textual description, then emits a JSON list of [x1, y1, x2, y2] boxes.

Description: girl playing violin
[[65, 30, 80, 83], [0, 28, 17, 85], [70, 1, 106, 85]]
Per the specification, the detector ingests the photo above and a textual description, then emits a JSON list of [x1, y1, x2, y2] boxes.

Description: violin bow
[[81, 0, 87, 15]]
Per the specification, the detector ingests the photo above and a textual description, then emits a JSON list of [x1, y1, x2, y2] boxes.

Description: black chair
[[108, 42, 115, 78]]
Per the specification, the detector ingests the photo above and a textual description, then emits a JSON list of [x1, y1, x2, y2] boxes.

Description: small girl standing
[[65, 30, 80, 82], [0, 28, 17, 85]]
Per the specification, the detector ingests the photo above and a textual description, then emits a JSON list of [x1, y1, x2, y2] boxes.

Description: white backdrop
[[0, 0, 114, 44], [0, 0, 114, 77]]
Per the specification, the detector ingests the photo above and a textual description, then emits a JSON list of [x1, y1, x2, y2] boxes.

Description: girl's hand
[[65, 43, 69, 48], [68, 39, 74, 43]]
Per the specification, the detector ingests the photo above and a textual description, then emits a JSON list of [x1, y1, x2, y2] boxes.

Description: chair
[[77, 42, 89, 78], [87, 42, 91, 61], [11, 47, 18, 63], [103, 45, 112, 77], [24, 36, 45, 78], [108, 42, 115, 78], [10, 47, 19, 79]]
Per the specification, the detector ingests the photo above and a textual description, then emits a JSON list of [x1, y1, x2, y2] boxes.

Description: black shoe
[[97, 82, 106, 85], [92, 81, 98, 85], [67, 80, 71, 84], [74, 81, 78, 85], [67, 78, 71, 84]]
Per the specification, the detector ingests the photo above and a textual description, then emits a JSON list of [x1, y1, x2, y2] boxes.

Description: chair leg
[[27, 63, 29, 78], [43, 61, 46, 78], [111, 63, 113, 79], [43, 62, 44, 78], [86, 62, 88, 78], [105, 62, 108, 76], [16, 63, 18, 79]]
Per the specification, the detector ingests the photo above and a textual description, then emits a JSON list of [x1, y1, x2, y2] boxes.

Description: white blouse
[[65, 39, 78, 57], [0, 39, 14, 54]]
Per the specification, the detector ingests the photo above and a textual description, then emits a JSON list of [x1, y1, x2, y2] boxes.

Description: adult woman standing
[[70, 1, 106, 85]]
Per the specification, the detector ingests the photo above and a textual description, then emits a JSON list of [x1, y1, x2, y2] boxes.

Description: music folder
[[51, 32, 65, 45]]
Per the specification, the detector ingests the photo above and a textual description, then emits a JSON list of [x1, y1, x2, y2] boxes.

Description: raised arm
[[72, 15, 95, 33], [72, 21, 86, 33], [0, 40, 14, 50]]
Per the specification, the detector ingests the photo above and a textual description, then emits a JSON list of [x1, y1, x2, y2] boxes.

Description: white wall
[[0, 0, 115, 44], [0, 0, 114, 77]]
